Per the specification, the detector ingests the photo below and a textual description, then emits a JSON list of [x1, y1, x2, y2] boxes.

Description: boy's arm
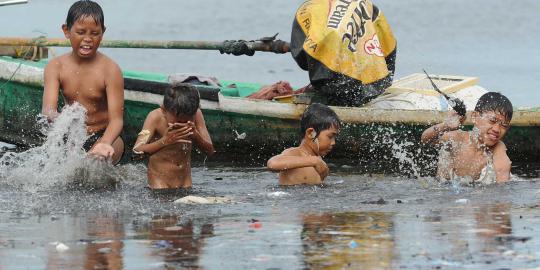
[[421, 111, 465, 145], [42, 60, 61, 121], [267, 151, 323, 171], [100, 63, 124, 146], [189, 109, 215, 155], [133, 112, 163, 155], [493, 142, 512, 183]]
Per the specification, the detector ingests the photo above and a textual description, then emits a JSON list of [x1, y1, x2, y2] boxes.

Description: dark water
[[0, 162, 539, 269], [2, 1, 540, 269]]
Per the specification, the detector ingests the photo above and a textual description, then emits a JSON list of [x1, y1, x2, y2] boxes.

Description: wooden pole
[[0, 0, 28, 7], [0, 37, 291, 55]]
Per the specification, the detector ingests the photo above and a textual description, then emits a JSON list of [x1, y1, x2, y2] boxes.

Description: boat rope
[[219, 40, 255, 56]]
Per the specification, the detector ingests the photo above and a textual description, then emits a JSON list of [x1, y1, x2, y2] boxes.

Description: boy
[[42, 0, 124, 164], [133, 84, 214, 189], [421, 92, 513, 184], [267, 103, 340, 185]]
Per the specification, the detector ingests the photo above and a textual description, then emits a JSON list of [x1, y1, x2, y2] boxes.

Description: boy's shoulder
[[281, 147, 302, 156], [441, 129, 468, 143], [147, 108, 164, 121]]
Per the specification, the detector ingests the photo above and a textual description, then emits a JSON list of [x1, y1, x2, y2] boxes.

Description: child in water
[[267, 103, 340, 185], [421, 92, 513, 184], [133, 84, 214, 189], [42, 0, 124, 164]]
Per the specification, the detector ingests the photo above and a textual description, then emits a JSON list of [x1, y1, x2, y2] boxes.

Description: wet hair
[[163, 84, 200, 117], [65, 0, 105, 30], [474, 92, 513, 121], [300, 103, 341, 138]]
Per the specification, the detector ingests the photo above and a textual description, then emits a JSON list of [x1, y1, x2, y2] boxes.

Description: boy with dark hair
[[42, 0, 124, 164], [267, 103, 341, 185], [133, 84, 214, 189], [421, 92, 513, 184]]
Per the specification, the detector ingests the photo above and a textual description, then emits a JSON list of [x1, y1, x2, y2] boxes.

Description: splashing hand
[[89, 142, 114, 161], [443, 111, 465, 131]]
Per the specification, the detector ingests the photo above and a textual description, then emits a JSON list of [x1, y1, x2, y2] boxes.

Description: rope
[[219, 40, 255, 56]]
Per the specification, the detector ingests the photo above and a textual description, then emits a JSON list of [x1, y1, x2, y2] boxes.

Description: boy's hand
[[443, 111, 466, 131], [89, 142, 114, 161], [162, 123, 193, 145], [185, 121, 201, 140], [313, 157, 329, 180]]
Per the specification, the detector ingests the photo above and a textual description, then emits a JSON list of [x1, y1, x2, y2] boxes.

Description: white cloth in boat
[[168, 73, 221, 87], [365, 85, 488, 111]]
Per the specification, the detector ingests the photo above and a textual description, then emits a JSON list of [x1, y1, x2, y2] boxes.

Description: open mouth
[[487, 133, 499, 141], [79, 45, 93, 55]]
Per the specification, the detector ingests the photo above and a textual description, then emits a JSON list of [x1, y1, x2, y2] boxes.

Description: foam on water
[[0, 103, 123, 192]]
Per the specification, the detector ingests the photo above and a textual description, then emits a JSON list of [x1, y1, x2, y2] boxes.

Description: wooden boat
[[1, 56, 539, 173]]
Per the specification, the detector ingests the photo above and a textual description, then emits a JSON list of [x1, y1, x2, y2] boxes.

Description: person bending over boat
[[267, 103, 340, 185], [42, 0, 124, 164], [133, 84, 214, 189], [421, 92, 513, 184]]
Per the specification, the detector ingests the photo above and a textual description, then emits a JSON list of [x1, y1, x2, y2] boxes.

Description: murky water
[[1, 1, 540, 269], [1, 164, 539, 269]]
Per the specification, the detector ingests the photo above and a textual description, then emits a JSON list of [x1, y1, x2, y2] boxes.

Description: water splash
[[0, 103, 122, 192]]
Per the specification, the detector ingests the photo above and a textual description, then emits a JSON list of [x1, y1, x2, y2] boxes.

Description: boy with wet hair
[[42, 0, 125, 164], [133, 84, 214, 189], [267, 103, 340, 185], [421, 92, 513, 184]]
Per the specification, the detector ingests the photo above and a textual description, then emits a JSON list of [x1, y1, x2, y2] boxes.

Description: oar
[[0, 0, 27, 7], [423, 69, 467, 117], [0, 36, 290, 56]]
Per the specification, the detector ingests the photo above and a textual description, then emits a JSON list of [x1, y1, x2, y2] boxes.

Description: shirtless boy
[[267, 103, 340, 185], [133, 84, 214, 189], [42, 0, 124, 164], [421, 92, 513, 184]]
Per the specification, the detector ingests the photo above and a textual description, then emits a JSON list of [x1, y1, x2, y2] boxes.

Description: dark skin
[[267, 126, 338, 185], [42, 16, 124, 164], [133, 107, 214, 189]]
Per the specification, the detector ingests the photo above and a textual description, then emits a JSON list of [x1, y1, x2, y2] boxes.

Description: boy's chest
[[59, 66, 107, 102], [452, 145, 488, 175]]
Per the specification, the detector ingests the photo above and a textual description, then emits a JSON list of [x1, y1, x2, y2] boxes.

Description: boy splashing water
[[421, 92, 513, 184], [42, 0, 124, 164], [267, 103, 340, 185], [133, 84, 214, 189]]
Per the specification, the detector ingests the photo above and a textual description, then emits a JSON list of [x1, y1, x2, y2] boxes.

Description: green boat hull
[[1, 57, 539, 174]]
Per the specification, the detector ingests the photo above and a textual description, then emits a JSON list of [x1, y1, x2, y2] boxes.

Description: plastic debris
[[154, 240, 172, 249], [174, 195, 231, 204], [234, 130, 247, 140], [55, 242, 69, 252], [455, 199, 469, 204], [349, 240, 358, 249], [248, 218, 263, 229], [266, 191, 290, 198]]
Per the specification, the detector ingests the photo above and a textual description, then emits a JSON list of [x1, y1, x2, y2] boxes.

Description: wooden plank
[[386, 73, 478, 95]]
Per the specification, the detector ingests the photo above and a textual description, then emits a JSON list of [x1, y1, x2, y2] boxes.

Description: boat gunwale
[[1, 57, 539, 127]]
